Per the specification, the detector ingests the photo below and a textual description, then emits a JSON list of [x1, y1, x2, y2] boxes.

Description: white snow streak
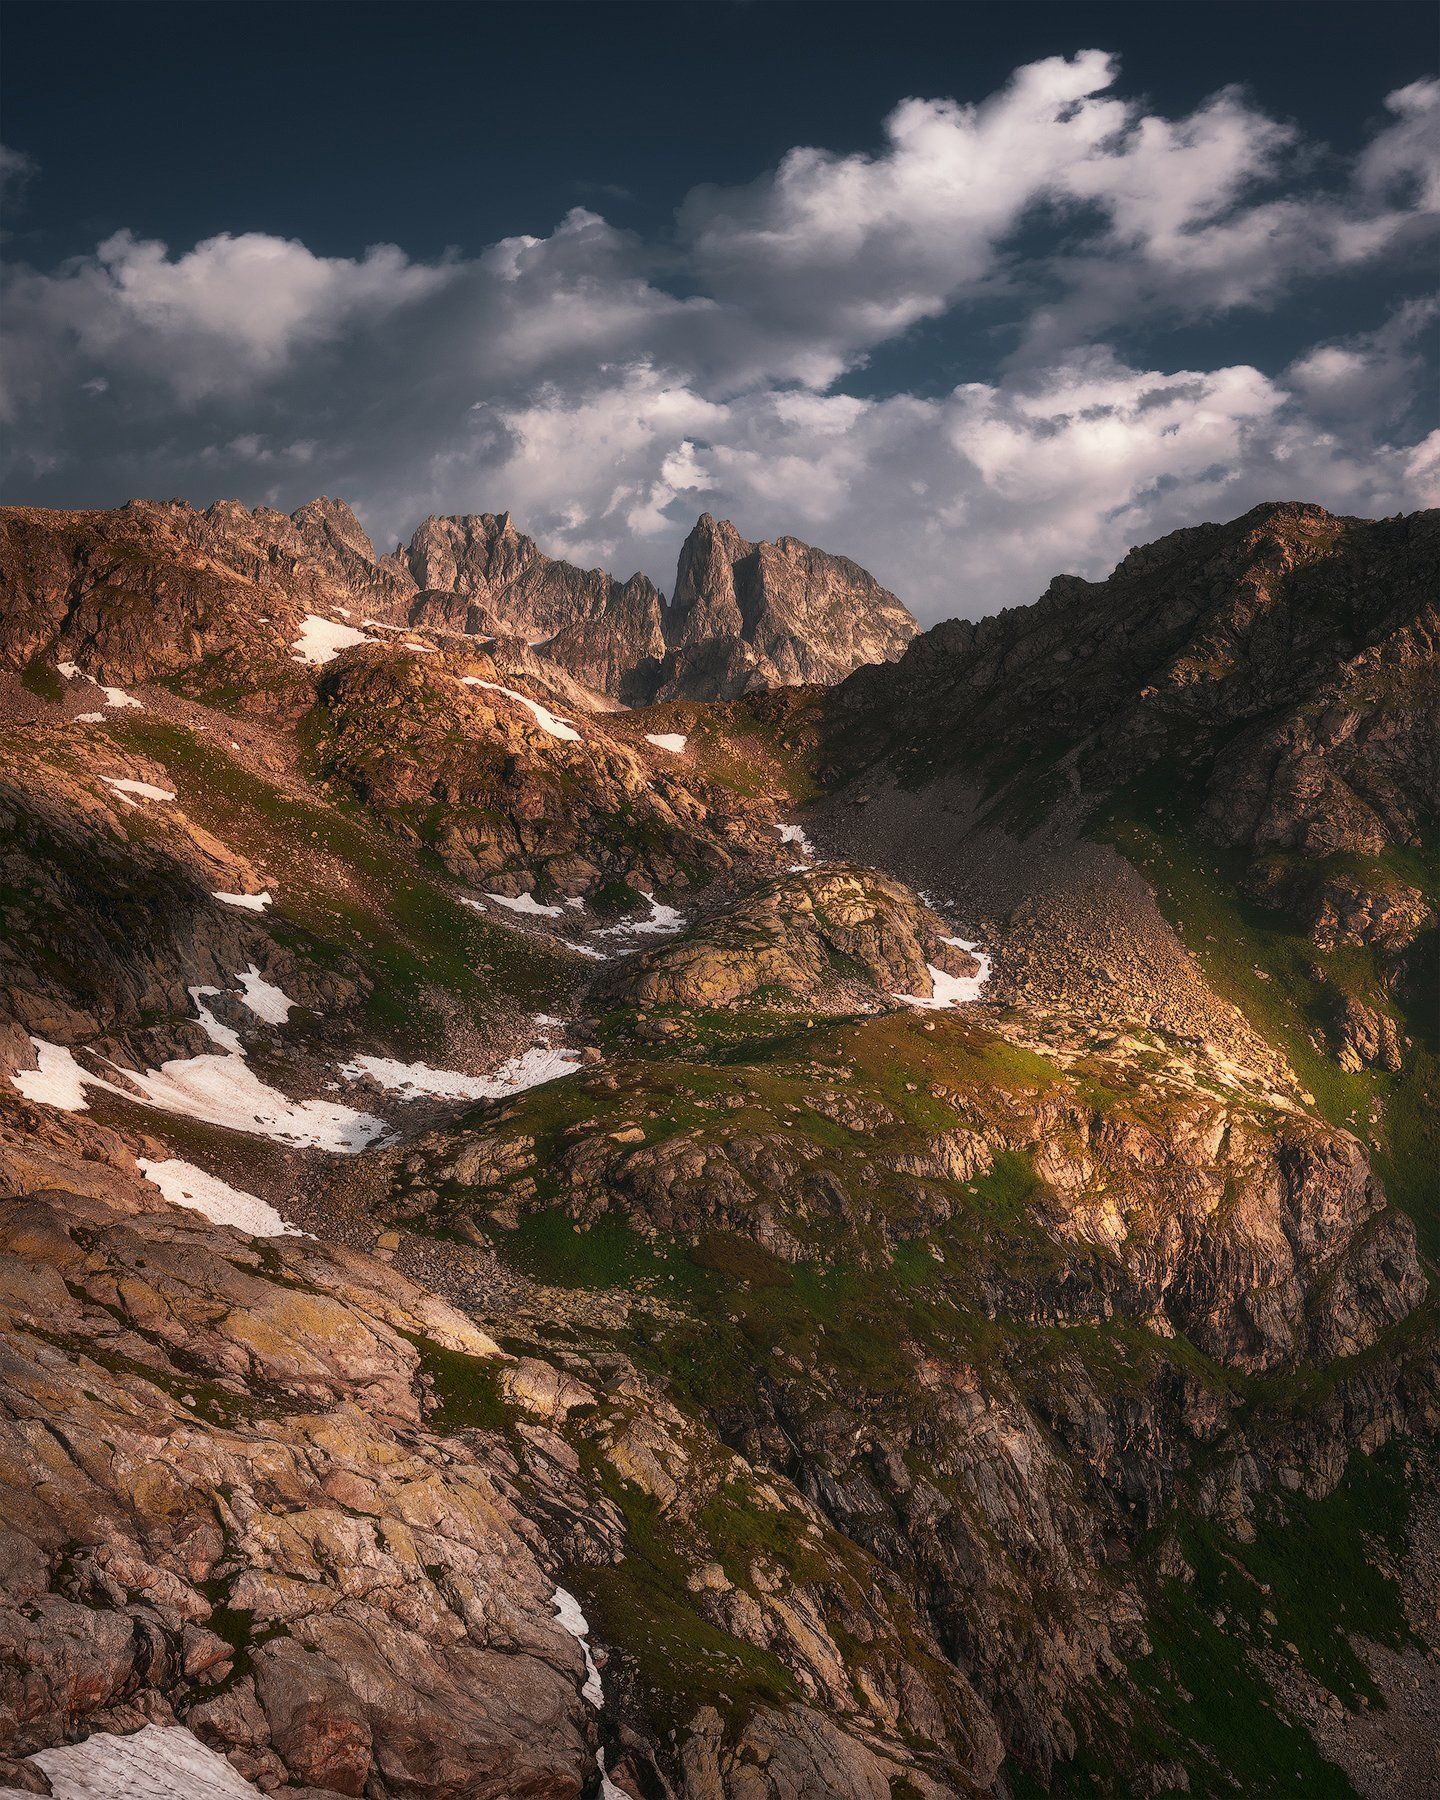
[[103, 777, 175, 804], [235, 964, 294, 1024], [188, 986, 243, 1053], [340, 1044, 581, 1103], [10, 1036, 385, 1152], [592, 891, 685, 944], [212, 889, 272, 911], [136, 1157, 301, 1238], [461, 678, 581, 741], [58, 663, 143, 709], [485, 891, 565, 918], [552, 1586, 605, 1708], [893, 936, 992, 1010], [644, 732, 688, 753]]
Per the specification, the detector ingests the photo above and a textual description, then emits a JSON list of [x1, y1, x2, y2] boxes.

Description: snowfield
[[644, 732, 688, 753]]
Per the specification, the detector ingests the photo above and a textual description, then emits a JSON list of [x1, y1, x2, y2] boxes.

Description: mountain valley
[[0, 494, 1435, 1800]]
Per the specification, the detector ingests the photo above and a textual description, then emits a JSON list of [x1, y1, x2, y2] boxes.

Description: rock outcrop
[[824, 502, 1438, 936], [607, 865, 980, 1012]]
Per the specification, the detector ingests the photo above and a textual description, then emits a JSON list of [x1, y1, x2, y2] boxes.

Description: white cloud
[[1, 56, 1435, 620]]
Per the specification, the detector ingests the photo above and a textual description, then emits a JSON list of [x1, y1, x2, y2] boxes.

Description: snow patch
[[461, 893, 617, 960], [236, 964, 294, 1024], [592, 892, 685, 944], [113, 1053, 387, 1150], [461, 677, 581, 741], [775, 821, 815, 859], [894, 936, 992, 1010], [103, 777, 175, 804], [72, 711, 106, 724], [137, 1157, 301, 1238], [56, 664, 141, 709], [552, 1586, 604, 1708], [485, 890, 565, 918], [213, 889, 272, 911], [291, 614, 375, 665], [25, 1723, 265, 1799], [11, 1037, 385, 1152], [340, 1043, 581, 1103], [644, 732, 688, 753]]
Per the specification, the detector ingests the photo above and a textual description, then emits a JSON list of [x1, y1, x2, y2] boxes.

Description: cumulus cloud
[[2, 54, 1436, 620], [462, 347, 1437, 617]]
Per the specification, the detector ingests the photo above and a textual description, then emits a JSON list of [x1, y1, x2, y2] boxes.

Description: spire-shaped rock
[[660, 514, 918, 700]]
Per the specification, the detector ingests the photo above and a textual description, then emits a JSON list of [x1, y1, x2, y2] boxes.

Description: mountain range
[[0, 493, 1434, 1800]]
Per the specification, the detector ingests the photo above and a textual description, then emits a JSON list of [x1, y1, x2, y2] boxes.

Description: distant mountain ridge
[[0, 494, 916, 706]]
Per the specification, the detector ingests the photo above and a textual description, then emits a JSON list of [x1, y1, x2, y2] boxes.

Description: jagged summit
[[662, 511, 918, 699]]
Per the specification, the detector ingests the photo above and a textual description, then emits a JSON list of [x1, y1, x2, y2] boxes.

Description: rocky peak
[[289, 494, 379, 569], [660, 512, 918, 700]]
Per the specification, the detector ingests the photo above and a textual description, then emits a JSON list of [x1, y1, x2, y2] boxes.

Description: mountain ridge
[[0, 493, 916, 709]]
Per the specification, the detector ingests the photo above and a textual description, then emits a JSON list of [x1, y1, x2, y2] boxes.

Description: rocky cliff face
[[404, 511, 669, 703], [0, 496, 1434, 1799], [826, 502, 1437, 909]]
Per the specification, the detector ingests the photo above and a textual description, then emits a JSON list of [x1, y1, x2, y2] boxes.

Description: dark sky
[[2, 1, 1436, 619], [6, 2, 1430, 261]]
